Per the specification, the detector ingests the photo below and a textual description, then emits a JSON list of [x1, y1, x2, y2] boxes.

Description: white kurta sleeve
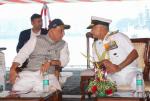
[[13, 37, 37, 67], [60, 42, 70, 67]]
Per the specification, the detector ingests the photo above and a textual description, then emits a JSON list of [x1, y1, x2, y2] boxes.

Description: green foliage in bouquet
[[87, 79, 117, 96]]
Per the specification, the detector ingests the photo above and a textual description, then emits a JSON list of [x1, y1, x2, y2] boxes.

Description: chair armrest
[[54, 65, 63, 80], [143, 66, 150, 81]]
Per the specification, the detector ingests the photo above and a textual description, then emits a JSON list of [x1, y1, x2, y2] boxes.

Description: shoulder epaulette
[[109, 30, 119, 36], [105, 30, 119, 40]]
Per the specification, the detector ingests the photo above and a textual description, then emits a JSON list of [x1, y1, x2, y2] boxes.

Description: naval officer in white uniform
[[87, 16, 139, 90]]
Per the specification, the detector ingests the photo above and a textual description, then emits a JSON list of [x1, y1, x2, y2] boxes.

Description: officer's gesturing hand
[[101, 59, 121, 73]]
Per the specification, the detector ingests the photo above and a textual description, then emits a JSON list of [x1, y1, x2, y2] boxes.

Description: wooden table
[[95, 97, 146, 101], [80, 75, 94, 100], [94, 91, 149, 101], [0, 90, 62, 101]]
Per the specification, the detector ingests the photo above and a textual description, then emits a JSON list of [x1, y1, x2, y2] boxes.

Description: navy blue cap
[[48, 19, 70, 30]]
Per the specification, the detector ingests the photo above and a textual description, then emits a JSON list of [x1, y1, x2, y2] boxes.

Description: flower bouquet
[[81, 53, 117, 97], [87, 64, 117, 97], [81, 37, 118, 96]]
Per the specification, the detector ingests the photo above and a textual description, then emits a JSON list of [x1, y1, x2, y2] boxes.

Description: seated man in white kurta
[[9, 19, 70, 92], [87, 16, 139, 90]]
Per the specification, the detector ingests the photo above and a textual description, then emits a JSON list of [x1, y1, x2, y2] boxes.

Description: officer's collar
[[103, 32, 110, 41]]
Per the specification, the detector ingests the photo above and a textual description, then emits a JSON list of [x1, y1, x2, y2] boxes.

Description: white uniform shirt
[[92, 32, 138, 86], [13, 36, 70, 67]]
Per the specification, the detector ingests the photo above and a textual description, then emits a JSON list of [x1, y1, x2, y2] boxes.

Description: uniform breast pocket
[[109, 48, 120, 58]]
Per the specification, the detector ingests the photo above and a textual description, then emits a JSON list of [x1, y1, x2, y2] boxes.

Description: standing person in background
[[16, 13, 47, 52], [16, 14, 48, 71]]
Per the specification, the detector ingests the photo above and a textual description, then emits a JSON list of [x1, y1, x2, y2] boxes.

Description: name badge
[[104, 41, 118, 51]]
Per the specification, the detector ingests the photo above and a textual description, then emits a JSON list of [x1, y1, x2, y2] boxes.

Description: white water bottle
[[43, 72, 49, 92], [136, 72, 144, 97]]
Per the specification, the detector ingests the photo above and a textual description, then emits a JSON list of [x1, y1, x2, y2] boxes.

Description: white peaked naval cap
[[87, 16, 112, 29]]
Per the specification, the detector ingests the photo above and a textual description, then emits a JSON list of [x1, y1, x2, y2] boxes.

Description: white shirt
[[92, 32, 139, 85], [30, 29, 41, 38], [13, 36, 70, 67], [93, 32, 138, 66]]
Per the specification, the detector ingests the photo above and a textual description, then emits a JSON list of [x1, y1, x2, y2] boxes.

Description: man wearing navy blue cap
[[9, 19, 70, 92], [87, 16, 139, 90]]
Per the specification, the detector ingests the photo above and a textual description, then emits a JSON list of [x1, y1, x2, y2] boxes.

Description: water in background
[[1, 2, 150, 70], [0, 36, 88, 71]]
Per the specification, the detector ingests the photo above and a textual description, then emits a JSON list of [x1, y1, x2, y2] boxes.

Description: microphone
[[0, 47, 6, 51], [86, 32, 93, 38]]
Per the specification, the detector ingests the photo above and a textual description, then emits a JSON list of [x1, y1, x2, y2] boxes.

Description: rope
[[41, 3, 51, 29]]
